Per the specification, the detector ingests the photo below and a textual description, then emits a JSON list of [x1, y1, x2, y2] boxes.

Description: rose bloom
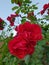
[[8, 22, 43, 59], [15, 22, 42, 41], [7, 13, 19, 26], [43, 3, 49, 10], [0, 18, 4, 30], [8, 33, 35, 59], [40, 10, 45, 15], [40, 3, 49, 15]]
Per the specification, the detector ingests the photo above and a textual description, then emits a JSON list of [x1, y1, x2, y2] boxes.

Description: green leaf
[[28, 15, 37, 23], [11, 0, 18, 4], [24, 55, 30, 65], [32, 5, 38, 10], [25, 0, 31, 3], [19, 0, 23, 3], [21, 9, 25, 13], [46, 30, 49, 39], [15, 8, 21, 14], [44, 15, 49, 20], [21, 18, 26, 24], [37, 40, 46, 46], [14, 0, 18, 4], [12, 6, 19, 10], [11, 0, 14, 3], [33, 6, 38, 9]]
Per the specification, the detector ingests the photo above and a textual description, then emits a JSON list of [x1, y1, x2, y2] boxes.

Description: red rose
[[0, 18, 4, 30], [40, 3, 49, 15], [11, 14, 19, 18], [43, 4, 48, 10], [15, 22, 42, 41], [0, 18, 3, 22], [8, 33, 35, 59], [7, 13, 19, 26], [8, 22, 42, 59], [7, 16, 15, 26], [40, 10, 45, 15]]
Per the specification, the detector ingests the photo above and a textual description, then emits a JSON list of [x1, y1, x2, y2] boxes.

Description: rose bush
[[0, 0, 49, 65]]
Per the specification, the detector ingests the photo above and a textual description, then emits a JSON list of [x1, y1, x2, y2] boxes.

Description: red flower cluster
[[7, 14, 19, 26], [8, 22, 42, 59], [0, 18, 4, 30], [40, 3, 49, 15]]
